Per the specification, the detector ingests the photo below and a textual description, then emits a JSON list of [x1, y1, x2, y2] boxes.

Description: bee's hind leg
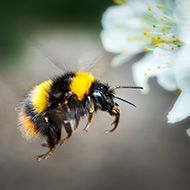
[[36, 148, 56, 161], [60, 121, 73, 145], [36, 129, 62, 161]]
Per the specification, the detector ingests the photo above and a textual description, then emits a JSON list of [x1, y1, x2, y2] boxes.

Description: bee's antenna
[[111, 94, 136, 108], [112, 86, 143, 90]]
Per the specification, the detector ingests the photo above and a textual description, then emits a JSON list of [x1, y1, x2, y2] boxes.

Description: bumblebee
[[18, 71, 142, 161]]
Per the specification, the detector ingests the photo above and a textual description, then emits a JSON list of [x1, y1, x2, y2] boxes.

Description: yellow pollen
[[155, 44, 159, 47], [148, 68, 151, 71], [157, 36, 161, 40], [172, 35, 176, 38], [167, 62, 170, 65], [144, 46, 148, 51], [162, 28, 166, 32], [157, 4, 163, 9], [157, 66, 161, 69], [153, 24, 156, 28], [163, 33, 166, 35], [148, 7, 151, 11], [151, 37, 156, 44], [160, 18, 164, 22], [161, 45, 165, 48], [144, 73, 147, 76], [150, 14, 154, 18], [159, 53, 162, 56], [144, 31, 147, 35]]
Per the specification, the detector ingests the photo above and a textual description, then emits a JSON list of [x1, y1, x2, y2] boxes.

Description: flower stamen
[[157, 4, 163, 9]]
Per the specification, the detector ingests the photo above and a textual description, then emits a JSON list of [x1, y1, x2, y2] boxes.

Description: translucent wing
[[27, 36, 115, 80], [78, 50, 114, 79], [27, 36, 68, 75]]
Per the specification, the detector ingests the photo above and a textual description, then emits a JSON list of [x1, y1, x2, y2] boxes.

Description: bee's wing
[[27, 36, 68, 74], [78, 50, 114, 79], [27, 36, 114, 80]]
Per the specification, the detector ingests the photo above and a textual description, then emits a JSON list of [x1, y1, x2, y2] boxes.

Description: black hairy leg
[[74, 118, 80, 130], [36, 129, 62, 161], [84, 96, 94, 132], [60, 121, 73, 145]]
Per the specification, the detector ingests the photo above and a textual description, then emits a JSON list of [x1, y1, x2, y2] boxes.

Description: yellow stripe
[[70, 72, 94, 101], [31, 80, 52, 113]]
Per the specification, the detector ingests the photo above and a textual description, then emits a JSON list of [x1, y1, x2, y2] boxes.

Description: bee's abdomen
[[18, 107, 39, 140]]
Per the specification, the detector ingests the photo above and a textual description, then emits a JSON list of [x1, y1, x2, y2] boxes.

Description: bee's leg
[[74, 118, 80, 130], [60, 121, 73, 145], [83, 111, 94, 132], [41, 128, 62, 147], [36, 148, 56, 161], [36, 136, 58, 161], [84, 96, 94, 132], [56, 128, 62, 144], [36, 128, 62, 161], [41, 143, 49, 148], [105, 104, 120, 133]]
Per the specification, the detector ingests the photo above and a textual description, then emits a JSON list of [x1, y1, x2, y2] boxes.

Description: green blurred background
[[0, 0, 113, 64], [1, 1, 190, 190]]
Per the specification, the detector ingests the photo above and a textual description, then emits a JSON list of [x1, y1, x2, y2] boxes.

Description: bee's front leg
[[105, 103, 120, 133], [84, 96, 94, 132]]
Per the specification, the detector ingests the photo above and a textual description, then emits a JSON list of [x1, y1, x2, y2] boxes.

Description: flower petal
[[153, 44, 177, 64], [173, 44, 190, 90], [111, 53, 137, 67], [100, 29, 129, 53], [156, 68, 177, 91], [175, 0, 190, 45], [132, 54, 157, 93], [167, 89, 190, 123], [101, 5, 147, 30], [186, 129, 190, 137]]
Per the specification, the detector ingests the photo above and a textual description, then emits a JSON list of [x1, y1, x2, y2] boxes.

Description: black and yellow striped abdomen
[[18, 72, 94, 140]]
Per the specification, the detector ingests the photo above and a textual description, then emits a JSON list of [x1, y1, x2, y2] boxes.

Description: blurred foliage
[[0, 0, 114, 66]]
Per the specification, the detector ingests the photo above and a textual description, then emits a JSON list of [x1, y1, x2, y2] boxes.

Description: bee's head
[[90, 81, 143, 112], [90, 82, 115, 112]]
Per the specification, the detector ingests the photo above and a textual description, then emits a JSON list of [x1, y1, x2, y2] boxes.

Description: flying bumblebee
[[18, 71, 142, 161], [17, 44, 143, 161]]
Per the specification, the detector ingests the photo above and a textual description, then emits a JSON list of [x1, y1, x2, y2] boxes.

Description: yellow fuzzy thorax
[[31, 80, 52, 113], [70, 72, 94, 101]]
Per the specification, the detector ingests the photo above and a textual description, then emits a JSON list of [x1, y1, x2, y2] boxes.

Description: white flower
[[100, 0, 174, 67], [101, 0, 190, 125], [167, 44, 190, 123], [132, 0, 190, 124]]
